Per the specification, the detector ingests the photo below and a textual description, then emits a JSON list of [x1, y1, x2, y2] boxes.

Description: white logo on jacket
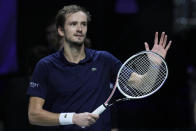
[[91, 67, 97, 71], [29, 82, 39, 88]]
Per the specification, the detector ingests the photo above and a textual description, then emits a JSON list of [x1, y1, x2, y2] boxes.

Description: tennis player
[[27, 5, 171, 131]]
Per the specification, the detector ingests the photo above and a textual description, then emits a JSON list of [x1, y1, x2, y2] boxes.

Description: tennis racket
[[92, 51, 168, 115]]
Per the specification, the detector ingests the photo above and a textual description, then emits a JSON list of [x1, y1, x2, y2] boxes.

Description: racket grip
[[92, 104, 106, 115]]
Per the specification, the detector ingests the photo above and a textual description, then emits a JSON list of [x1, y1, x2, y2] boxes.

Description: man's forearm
[[28, 96, 98, 127], [28, 108, 60, 126]]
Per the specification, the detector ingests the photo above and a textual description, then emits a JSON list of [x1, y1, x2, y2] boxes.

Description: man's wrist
[[59, 113, 75, 125]]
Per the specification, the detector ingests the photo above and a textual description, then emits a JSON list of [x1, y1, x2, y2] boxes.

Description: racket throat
[[108, 98, 130, 107]]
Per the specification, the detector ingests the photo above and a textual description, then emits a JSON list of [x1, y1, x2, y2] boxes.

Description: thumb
[[144, 42, 150, 51], [91, 114, 99, 120]]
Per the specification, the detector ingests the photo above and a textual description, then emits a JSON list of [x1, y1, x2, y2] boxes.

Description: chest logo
[[91, 67, 97, 71]]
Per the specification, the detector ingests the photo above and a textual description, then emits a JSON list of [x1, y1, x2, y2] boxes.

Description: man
[[27, 5, 171, 131]]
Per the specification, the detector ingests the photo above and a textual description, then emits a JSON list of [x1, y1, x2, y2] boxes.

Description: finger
[[154, 32, 158, 45], [144, 42, 150, 51], [162, 35, 167, 48], [88, 118, 96, 124], [87, 117, 97, 126], [90, 114, 99, 121], [159, 32, 165, 45], [91, 114, 99, 118], [86, 114, 98, 124], [165, 40, 172, 52]]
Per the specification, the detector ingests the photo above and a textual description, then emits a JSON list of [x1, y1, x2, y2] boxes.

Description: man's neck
[[63, 42, 86, 64]]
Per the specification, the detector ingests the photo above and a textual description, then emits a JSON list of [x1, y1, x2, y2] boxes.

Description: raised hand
[[144, 32, 172, 59]]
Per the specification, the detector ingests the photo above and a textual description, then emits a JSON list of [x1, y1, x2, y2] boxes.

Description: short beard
[[64, 37, 84, 48]]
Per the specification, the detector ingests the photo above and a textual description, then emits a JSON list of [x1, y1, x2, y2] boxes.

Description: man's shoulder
[[37, 52, 59, 65], [88, 48, 112, 57], [95, 50, 116, 60], [87, 49, 120, 65]]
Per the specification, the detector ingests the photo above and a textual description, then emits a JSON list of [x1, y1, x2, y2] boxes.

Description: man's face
[[63, 11, 87, 46]]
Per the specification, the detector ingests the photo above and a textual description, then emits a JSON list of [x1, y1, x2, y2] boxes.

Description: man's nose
[[76, 25, 82, 32]]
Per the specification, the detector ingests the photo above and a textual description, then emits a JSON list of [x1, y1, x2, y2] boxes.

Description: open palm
[[145, 32, 172, 59]]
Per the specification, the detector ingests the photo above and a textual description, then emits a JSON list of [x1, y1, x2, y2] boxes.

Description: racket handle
[[92, 104, 106, 115], [82, 105, 106, 128]]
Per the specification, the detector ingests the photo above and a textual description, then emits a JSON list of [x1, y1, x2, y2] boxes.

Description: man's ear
[[57, 27, 65, 37]]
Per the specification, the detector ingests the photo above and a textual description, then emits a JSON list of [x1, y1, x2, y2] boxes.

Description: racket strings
[[118, 53, 167, 98]]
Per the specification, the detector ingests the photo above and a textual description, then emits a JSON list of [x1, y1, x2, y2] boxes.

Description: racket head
[[116, 51, 168, 99]]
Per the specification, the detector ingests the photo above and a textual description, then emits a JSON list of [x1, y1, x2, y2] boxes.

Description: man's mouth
[[74, 34, 84, 37]]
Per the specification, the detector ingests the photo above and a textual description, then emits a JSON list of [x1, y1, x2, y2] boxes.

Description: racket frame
[[92, 51, 168, 115]]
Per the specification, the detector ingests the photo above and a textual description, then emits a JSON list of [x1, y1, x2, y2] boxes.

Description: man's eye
[[82, 23, 87, 26], [70, 22, 77, 26]]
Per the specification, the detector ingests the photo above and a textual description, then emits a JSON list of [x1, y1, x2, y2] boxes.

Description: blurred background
[[0, 0, 196, 131]]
